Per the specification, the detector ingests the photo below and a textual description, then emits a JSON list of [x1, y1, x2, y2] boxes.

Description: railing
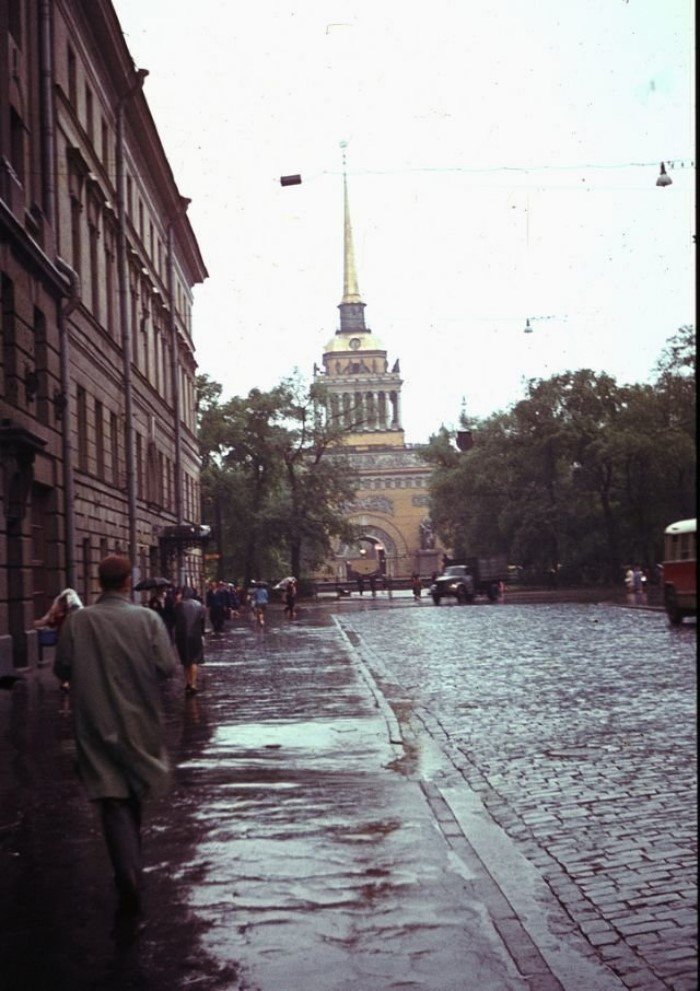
[[311, 577, 427, 598]]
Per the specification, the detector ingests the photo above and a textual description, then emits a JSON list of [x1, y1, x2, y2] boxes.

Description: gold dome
[[323, 331, 385, 355]]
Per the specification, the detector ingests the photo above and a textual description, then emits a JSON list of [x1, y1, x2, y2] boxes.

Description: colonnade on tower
[[328, 389, 401, 432]]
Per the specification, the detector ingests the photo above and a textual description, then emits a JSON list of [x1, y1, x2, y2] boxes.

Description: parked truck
[[430, 555, 508, 605]]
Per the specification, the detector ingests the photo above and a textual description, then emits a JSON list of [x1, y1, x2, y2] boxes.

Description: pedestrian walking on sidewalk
[[411, 573, 422, 600], [53, 555, 175, 935], [251, 581, 269, 627], [283, 578, 297, 619], [174, 587, 207, 694]]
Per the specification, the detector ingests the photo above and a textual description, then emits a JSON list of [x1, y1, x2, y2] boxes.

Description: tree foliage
[[423, 327, 696, 582], [197, 374, 358, 581]]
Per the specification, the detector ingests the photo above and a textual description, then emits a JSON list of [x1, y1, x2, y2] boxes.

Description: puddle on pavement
[[209, 718, 383, 752]]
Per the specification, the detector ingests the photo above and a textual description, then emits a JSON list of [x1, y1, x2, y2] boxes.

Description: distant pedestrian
[[162, 587, 177, 642], [632, 566, 645, 599], [206, 581, 227, 633], [357, 576, 365, 596], [251, 581, 269, 627], [369, 574, 377, 597], [283, 578, 297, 619], [53, 556, 175, 936], [411, 573, 422, 600], [174, 587, 207, 695]]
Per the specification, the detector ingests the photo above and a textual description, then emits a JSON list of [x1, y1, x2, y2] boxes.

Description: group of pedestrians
[[624, 564, 648, 598], [205, 580, 240, 632], [205, 578, 277, 629]]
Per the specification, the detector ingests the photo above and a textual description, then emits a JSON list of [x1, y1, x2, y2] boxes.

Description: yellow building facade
[[313, 172, 442, 581]]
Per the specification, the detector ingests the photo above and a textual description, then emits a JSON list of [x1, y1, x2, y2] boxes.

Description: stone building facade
[[314, 171, 441, 581], [0, 0, 207, 673]]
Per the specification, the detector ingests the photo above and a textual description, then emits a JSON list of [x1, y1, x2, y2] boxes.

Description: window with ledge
[[88, 213, 100, 318], [104, 230, 115, 337], [76, 386, 88, 472], [101, 118, 109, 167], [95, 399, 104, 479], [10, 107, 25, 185], [110, 411, 120, 486], [8, 1, 22, 46], [67, 46, 77, 106], [85, 84, 94, 143], [136, 432, 143, 498], [33, 307, 49, 425]]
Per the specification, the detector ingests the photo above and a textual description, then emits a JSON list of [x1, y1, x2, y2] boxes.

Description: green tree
[[197, 374, 358, 582], [422, 326, 696, 583]]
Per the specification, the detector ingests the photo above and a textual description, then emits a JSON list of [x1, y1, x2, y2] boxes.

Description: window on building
[[8, 1, 22, 46], [33, 307, 49, 425], [76, 386, 88, 472], [70, 181, 82, 276], [89, 218, 99, 318], [130, 282, 138, 365], [135, 431, 143, 498], [10, 107, 25, 185], [158, 450, 165, 507], [1, 273, 18, 404], [95, 399, 104, 479], [85, 84, 94, 143], [105, 232, 115, 337], [82, 537, 92, 605], [101, 117, 109, 167], [110, 411, 120, 486], [126, 175, 133, 217], [165, 458, 172, 511], [138, 200, 144, 240], [67, 46, 77, 106], [140, 312, 150, 380]]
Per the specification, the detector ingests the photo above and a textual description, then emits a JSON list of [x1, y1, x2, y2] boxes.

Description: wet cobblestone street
[[337, 599, 697, 991]]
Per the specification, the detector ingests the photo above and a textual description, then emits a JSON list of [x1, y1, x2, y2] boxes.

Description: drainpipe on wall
[[54, 258, 80, 590], [115, 70, 148, 586]]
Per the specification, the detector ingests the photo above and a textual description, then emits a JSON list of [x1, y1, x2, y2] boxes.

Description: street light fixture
[[656, 162, 672, 187]]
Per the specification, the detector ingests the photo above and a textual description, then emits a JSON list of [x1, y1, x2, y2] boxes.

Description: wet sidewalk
[[0, 602, 618, 990]]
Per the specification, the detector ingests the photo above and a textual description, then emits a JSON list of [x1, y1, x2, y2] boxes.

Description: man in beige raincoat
[[54, 556, 175, 925]]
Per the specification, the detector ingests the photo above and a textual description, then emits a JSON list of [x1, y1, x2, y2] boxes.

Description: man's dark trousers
[[99, 794, 143, 912]]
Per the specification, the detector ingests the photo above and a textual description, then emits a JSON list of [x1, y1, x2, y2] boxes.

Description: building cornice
[[72, 0, 208, 286]]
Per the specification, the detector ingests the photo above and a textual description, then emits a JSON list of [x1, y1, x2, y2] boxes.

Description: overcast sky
[[112, 0, 694, 442]]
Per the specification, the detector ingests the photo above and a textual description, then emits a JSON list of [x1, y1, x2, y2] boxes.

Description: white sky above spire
[[113, 0, 695, 441]]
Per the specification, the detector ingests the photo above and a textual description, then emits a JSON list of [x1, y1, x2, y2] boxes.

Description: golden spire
[[341, 144, 362, 305]]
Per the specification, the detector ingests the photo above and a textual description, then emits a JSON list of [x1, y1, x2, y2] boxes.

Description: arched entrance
[[335, 524, 405, 580]]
